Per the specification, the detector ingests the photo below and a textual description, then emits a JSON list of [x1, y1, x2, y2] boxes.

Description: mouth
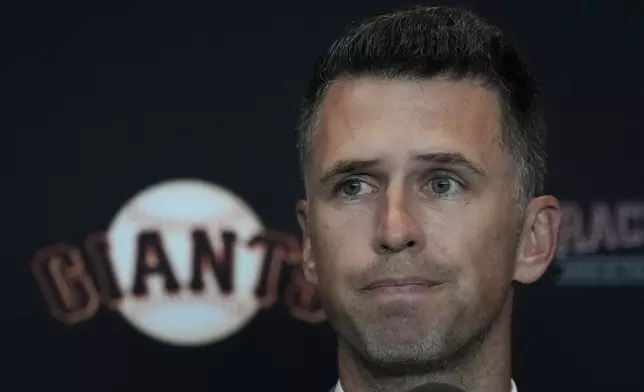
[[363, 278, 442, 291]]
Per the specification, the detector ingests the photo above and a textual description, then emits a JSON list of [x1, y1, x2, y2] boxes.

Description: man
[[295, 5, 560, 392]]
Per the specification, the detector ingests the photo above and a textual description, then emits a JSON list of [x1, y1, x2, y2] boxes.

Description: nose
[[372, 190, 425, 255]]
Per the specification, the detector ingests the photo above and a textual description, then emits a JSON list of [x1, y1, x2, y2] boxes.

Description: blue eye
[[430, 177, 456, 194], [427, 175, 463, 198]]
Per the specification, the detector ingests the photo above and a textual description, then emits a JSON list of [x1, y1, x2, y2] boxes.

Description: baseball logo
[[107, 179, 265, 346]]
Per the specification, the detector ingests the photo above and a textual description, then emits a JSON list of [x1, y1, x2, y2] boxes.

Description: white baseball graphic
[[107, 179, 265, 346]]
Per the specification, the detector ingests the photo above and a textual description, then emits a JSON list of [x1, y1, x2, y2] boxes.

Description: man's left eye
[[429, 177, 459, 195]]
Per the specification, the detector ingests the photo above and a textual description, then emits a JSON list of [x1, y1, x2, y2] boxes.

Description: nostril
[[379, 240, 416, 253]]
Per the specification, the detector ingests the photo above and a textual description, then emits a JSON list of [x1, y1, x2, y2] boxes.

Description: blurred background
[[5, 1, 643, 391]]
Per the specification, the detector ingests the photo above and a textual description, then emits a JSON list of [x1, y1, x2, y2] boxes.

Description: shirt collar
[[333, 379, 518, 392]]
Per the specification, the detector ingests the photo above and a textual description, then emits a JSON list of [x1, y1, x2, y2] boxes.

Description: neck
[[337, 294, 514, 392]]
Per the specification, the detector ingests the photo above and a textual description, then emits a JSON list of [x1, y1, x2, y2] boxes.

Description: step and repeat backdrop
[[6, 1, 643, 391]]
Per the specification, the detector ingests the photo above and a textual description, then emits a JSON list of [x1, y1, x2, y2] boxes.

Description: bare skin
[[296, 77, 560, 392]]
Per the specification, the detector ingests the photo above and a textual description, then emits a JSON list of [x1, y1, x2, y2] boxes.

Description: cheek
[[310, 205, 375, 280], [471, 231, 516, 301], [426, 201, 516, 298]]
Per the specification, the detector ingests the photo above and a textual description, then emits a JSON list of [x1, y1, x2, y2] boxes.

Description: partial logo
[[555, 200, 644, 286], [32, 179, 324, 347]]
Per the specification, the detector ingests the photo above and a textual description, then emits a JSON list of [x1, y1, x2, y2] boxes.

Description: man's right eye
[[335, 178, 375, 198]]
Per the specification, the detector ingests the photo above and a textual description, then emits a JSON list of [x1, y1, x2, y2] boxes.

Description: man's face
[[298, 77, 529, 366]]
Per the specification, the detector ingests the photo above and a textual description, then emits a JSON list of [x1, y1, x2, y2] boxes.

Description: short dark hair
[[296, 5, 546, 202]]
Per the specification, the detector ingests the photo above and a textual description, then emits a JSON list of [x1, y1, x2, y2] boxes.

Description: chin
[[353, 324, 447, 364], [374, 336, 446, 359], [346, 315, 481, 373], [363, 341, 478, 376]]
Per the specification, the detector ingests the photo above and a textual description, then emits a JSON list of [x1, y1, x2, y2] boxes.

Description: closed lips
[[364, 278, 441, 290]]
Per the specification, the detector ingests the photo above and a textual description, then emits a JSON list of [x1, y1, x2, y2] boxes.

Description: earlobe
[[296, 199, 319, 284], [513, 196, 561, 284]]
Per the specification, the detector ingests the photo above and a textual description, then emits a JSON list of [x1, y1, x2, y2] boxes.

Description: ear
[[513, 195, 561, 284], [296, 199, 318, 284]]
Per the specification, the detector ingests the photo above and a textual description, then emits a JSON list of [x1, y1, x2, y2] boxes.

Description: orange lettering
[[31, 244, 100, 324], [284, 263, 326, 324], [249, 231, 296, 308]]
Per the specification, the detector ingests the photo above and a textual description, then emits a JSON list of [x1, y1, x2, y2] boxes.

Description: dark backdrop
[[5, 1, 644, 391]]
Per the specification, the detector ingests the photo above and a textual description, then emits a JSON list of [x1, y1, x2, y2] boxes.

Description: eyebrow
[[317, 152, 488, 187], [318, 159, 380, 187], [413, 152, 488, 178]]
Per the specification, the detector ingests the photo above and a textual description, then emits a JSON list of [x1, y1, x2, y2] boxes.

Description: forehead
[[311, 77, 507, 176]]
